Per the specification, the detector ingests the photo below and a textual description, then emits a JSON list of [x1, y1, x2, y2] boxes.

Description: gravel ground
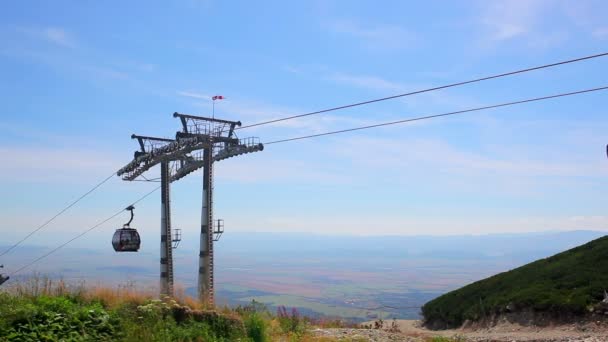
[[311, 327, 423, 341], [309, 320, 608, 342]]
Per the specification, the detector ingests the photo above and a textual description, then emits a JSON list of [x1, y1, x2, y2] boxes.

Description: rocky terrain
[[310, 320, 608, 341]]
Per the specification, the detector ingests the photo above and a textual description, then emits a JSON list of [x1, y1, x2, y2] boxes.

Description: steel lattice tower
[[117, 113, 263, 305]]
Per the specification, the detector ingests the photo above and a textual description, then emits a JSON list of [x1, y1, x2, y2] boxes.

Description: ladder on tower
[[115, 113, 263, 304], [207, 160, 215, 306], [163, 165, 174, 296]]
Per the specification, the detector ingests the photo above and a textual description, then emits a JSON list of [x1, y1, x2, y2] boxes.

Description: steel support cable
[[0, 172, 117, 257], [263, 85, 608, 145], [238, 52, 608, 130], [9, 186, 160, 276]]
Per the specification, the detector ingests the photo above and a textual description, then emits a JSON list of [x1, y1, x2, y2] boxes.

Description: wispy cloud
[[561, 1, 608, 40], [334, 136, 607, 180], [479, 0, 548, 42], [137, 63, 157, 72], [2, 26, 139, 85], [593, 27, 608, 39], [215, 156, 352, 185], [326, 71, 482, 113], [327, 19, 417, 50], [43, 27, 74, 47], [177, 90, 212, 100], [328, 73, 405, 92], [475, 0, 574, 49], [18, 26, 76, 48], [282, 65, 303, 75], [177, 90, 297, 123], [327, 133, 608, 201], [228, 212, 608, 235], [475, 0, 608, 47], [80, 65, 130, 80], [0, 146, 122, 182], [176, 90, 375, 134]]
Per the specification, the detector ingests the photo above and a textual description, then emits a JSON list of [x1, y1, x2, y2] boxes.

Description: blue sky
[[1, 0, 608, 250]]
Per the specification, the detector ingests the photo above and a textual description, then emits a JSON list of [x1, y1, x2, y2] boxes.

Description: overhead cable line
[[5, 53, 608, 275], [9, 185, 160, 276], [239, 52, 608, 130], [0, 172, 117, 257], [264, 85, 608, 145]]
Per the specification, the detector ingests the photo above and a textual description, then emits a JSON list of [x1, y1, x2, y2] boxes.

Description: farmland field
[[3, 231, 604, 321]]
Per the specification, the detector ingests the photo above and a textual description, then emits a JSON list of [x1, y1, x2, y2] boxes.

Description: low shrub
[[0, 295, 119, 341], [1, 279, 338, 341], [0, 293, 248, 341], [244, 312, 270, 342], [277, 306, 307, 336]]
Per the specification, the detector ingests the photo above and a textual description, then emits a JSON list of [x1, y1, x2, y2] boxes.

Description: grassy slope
[[421, 235, 608, 329], [0, 293, 248, 341], [0, 277, 360, 341]]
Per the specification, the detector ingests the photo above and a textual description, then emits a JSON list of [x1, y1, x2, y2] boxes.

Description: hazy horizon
[[3, 230, 605, 320]]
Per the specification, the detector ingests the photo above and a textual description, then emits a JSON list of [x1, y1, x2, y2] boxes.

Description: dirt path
[[311, 320, 608, 341]]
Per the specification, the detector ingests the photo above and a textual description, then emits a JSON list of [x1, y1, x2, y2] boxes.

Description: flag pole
[[212, 95, 224, 118]]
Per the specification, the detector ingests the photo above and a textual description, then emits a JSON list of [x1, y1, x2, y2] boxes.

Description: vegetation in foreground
[[0, 276, 377, 341], [0, 276, 486, 341], [422, 235, 608, 329]]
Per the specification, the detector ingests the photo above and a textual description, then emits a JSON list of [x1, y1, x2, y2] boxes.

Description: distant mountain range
[[213, 230, 607, 262], [2, 230, 606, 321]]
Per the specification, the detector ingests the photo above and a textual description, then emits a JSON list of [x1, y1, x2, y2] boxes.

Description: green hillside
[[421, 235, 608, 329]]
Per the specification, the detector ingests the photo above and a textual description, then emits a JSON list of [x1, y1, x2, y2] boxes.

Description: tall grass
[[0, 275, 247, 341], [5, 274, 155, 308], [0, 275, 349, 341], [7, 273, 80, 298]]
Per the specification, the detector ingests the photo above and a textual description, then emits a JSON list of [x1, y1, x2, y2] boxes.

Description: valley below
[[3, 230, 604, 323]]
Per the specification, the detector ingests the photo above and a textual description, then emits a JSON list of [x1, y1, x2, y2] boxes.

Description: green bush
[[243, 312, 269, 342], [429, 336, 467, 342], [0, 295, 119, 341], [122, 299, 245, 341], [0, 293, 249, 342], [276, 306, 307, 336]]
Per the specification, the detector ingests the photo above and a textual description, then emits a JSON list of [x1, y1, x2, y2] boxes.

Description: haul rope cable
[[0, 172, 117, 257], [237, 52, 608, 130], [5, 52, 606, 256], [10, 84, 608, 274], [9, 186, 161, 276], [263, 85, 608, 145]]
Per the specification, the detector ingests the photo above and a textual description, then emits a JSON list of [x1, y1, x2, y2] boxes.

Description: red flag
[[212, 95, 225, 101]]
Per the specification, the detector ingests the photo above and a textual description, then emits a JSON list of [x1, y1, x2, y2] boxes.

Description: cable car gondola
[[112, 205, 141, 252], [0, 265, 9, 286]]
